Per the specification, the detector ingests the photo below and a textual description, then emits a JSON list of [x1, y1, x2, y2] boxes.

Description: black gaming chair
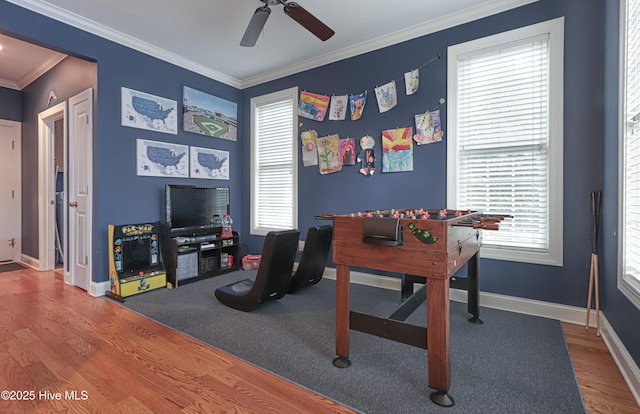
[[215, 229, 300, 312], [288, 225, 333, 293]]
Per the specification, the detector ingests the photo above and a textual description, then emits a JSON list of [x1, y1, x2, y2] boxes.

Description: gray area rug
[[0, 262, 26, 273], [118, 270, 586, 413]]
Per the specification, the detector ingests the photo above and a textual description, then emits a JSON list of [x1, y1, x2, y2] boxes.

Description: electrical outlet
[[298, 240, 305, 251]]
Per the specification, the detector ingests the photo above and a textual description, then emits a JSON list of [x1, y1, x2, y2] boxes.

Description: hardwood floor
[[563, 322, 640, 413], [0, 268, 637, 413]]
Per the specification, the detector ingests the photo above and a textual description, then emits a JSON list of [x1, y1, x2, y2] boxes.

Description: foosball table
[[325, 208, 508, 407]]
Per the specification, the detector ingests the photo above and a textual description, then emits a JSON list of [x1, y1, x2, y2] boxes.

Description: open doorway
[[37, 101, 66, 273], [1, 32, 96, 292]]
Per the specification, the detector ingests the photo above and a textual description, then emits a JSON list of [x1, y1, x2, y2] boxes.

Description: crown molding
[[8, 0, 537, 90], [17, 52, 66, 89], [0, 78, 19, 90], [6, 0, 243, 89]]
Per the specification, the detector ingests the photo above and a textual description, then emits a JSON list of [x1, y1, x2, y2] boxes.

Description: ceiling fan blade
[[240, 6, 271, 47], [283, 2, 335, 41]]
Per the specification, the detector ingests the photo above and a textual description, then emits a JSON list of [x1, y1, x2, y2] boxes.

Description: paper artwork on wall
[[316, 134, 342, 174], [298, 91, 330, 121], [413, 110, 444, 145], [349, 91, 367, 121], [122, 88, 178, 135], [375, 81, 398, 113], [329, 95, 348, 120], [339, 137, 356, 165], [300, 130, 319, 167], [190, 146, 229, 180], [183, 86, 238, 141], [136, 138, 188, 177], [404, 69, 419, 95], [382, 127, 413, 173]]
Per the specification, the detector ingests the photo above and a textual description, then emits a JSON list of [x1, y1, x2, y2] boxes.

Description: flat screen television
[[165, 185, 230, 236]]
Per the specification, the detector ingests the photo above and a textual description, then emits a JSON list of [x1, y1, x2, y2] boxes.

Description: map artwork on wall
[[136, 138, 188, 177], [190, 146, 230, 180], [183, 86, 238, 141], [122, 88, 178, 135]]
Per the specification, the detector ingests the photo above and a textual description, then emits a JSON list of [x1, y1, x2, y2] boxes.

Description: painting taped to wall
[[382, 127, 413, 173]]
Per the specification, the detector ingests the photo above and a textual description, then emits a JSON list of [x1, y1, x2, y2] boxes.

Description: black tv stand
[[163, 231, 240, 287]]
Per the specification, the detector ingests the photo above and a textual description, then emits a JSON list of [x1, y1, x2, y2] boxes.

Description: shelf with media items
[[163, 232, 240, 287], [162, 184, 239, 287]]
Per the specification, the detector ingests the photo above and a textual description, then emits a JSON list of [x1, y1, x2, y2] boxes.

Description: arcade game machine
[[107, 222, 167, 302]]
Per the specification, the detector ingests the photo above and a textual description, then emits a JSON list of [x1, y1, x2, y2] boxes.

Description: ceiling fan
[[240, 0, 335, 47]]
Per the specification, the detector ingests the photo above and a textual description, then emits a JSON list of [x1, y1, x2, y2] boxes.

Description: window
[[250, 87, 298, 236], [619, 0, 640, 309], [447, 18, 564, 266]]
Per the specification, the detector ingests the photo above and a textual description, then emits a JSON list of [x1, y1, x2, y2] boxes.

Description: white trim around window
[[618, 0, 640, 311], [250, 86, 299, 236], [447, 17, 564, 266]]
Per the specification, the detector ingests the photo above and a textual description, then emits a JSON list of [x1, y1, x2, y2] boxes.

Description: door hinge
[[12, 190, 14, 199], [9, 238, 15, 247], [12, 140, 15, 150]]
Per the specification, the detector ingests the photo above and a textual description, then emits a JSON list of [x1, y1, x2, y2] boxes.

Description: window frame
[[618, 0, 640, 310], [447, 17, 564, 266], [249, 86, 299, 236]]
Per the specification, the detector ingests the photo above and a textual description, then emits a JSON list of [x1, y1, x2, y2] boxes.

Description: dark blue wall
[[601, 0, 640, 369], [0, 86, 21, 121], [0, 0, 242, 281], [241, 0, 605, 308]]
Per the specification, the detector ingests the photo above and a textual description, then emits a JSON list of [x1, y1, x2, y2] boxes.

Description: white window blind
[[457, 39, 549, 251], [250, 88, 298, 235], [448, 18, 564, 266], [621, 0, 640, 304]]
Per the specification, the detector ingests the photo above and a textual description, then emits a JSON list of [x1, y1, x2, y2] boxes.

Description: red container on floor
[[242, 255, 261, 270]]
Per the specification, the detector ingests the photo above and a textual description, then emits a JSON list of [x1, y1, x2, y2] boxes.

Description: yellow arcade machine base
[[107, 222, 167, 302]]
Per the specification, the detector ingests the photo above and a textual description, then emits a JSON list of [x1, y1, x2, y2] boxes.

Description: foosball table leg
[[467, 252, 483, 324]]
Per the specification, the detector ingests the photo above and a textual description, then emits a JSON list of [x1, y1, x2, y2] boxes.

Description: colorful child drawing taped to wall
[[382, 127, 413, 172]]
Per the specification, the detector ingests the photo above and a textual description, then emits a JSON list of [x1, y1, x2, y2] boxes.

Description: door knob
[[69, 201, 78, 207]]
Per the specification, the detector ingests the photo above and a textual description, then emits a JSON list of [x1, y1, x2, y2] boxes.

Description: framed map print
[[190, 146, 229, 180], [122, 88, 178, 135], [136, 139, 188, 177]]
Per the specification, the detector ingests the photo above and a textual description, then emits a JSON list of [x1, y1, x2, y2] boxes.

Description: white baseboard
[[91, 280, 111, 298], [599, 316, 640, 405], [20, 254, 39, 270], [322, 268, 640, 406]]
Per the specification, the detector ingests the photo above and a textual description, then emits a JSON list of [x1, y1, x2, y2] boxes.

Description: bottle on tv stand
[[221, 214, 233, 239]]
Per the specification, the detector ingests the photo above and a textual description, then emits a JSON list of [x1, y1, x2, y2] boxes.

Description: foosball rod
[[452, 220, 500, 230]]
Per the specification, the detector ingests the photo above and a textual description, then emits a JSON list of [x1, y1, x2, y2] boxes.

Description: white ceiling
[[1, 0, 536, 90]]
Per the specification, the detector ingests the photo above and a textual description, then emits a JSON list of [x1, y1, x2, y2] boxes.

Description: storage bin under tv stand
[[163, 231, 239, 287]]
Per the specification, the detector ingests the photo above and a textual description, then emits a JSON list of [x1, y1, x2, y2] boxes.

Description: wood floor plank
[[0, 268, 637, 413], [562, 322, 640, 413]]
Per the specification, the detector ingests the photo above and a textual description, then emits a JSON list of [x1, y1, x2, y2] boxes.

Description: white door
[[0, 120, 21, 262], [68, 89, 93, 291]]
